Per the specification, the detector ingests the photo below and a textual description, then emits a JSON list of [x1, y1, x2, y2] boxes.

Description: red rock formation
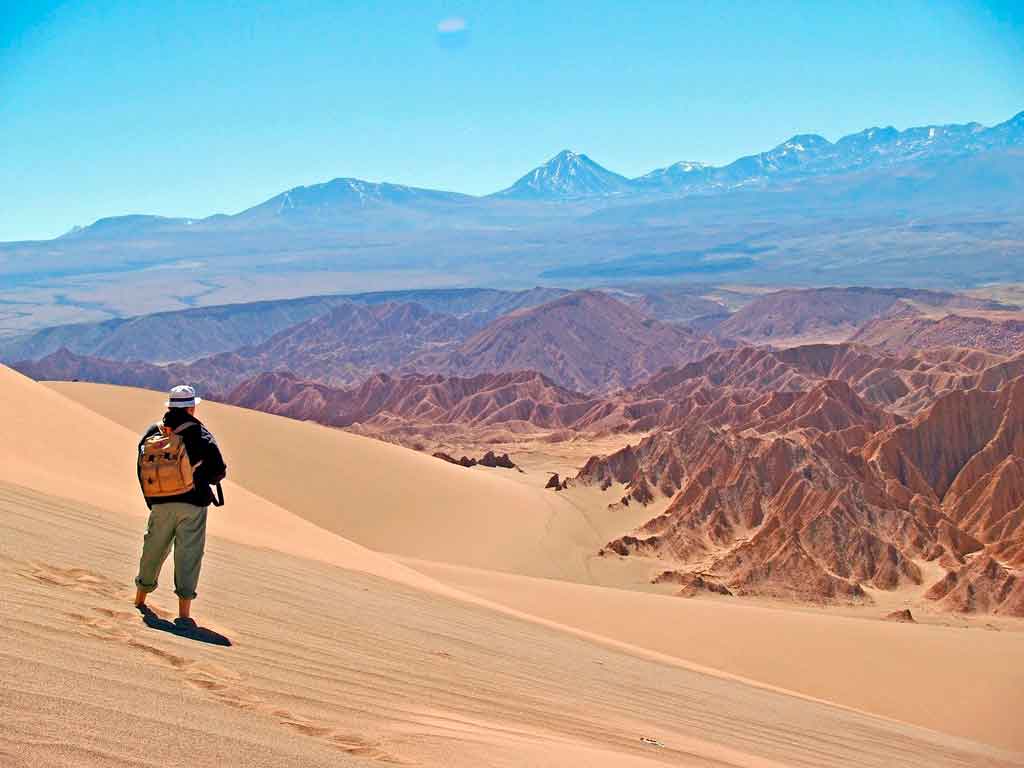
[[16, 313, 1024, 617], [12, 348, 178, 392], [432, 450, 517, 470], [411, 291, 718, 393], [852, 307, 1024, 357], [226, 369, 601, 433], [13, 300, 480, 396], [926, 555, 1024, 615], [866, 378, 1024, 585], [652, 570, 733, 597], [884, 609, 915, 622], [585, 374, 1024, 614], [714, 287, 1007, 346], [478, 451, 517, 469], [567, 343, 1021, 436]]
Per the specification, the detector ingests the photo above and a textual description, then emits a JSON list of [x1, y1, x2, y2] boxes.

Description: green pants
[[134, 502, 208, 600]]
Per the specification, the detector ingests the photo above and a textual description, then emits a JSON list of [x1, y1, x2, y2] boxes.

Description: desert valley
[[3, 277, 1024, 766]]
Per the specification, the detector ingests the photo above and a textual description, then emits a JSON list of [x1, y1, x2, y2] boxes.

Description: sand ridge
[[45, 380, 615, 582], [0, 366, 441, 595]]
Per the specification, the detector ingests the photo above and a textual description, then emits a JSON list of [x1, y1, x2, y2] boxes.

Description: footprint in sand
[[331, 734, 401, 761], [270, 709, 409, 762], [128, 638, 192, 669], [67, 611, 134, 643], [25, 561, 410, 763], [187, 666, 264, 711], [95, 607, 144, 622], [274, 711, 336, 738], [19, 562, 125, 599]]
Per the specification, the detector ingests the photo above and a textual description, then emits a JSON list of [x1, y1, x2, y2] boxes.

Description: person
[[133, 384, 226, 629]]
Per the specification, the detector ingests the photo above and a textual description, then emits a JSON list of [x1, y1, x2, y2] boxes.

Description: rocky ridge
[[582, 375, 1024, 615]]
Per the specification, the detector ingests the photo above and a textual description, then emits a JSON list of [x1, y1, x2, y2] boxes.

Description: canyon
[[11, 285, 1024, 618]]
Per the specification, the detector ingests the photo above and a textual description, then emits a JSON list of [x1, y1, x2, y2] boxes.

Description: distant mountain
[[490, 150, 633, 199], [632, 161, 712, 191], [713, 134, 836, 186], [208, 300, 479, 388], [11, 290, 721, 398], [851, 307, 1024, 357], [713, 287, 1014, 346], [411, 290, 719, 392], [58, 214, 201, 240], [235, 177, 475, 227], [11, 300, 479, 397], [602, 284, 729, 324], [5, 109, 1023, 328], [0, 287, 567, 364], [13, 348, 177, 392], [983, 110, 1024, 148], [339, 287, 569, 321], [0, 294, 356, 363], [641, 112, 1024, 193], [44, 110, 1024, 230]]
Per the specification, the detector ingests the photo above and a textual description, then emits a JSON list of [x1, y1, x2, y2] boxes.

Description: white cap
[[167, 384, 202, 409]]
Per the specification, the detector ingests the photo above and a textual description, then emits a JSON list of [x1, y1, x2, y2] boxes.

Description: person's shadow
[[138, 606, 232, 647]]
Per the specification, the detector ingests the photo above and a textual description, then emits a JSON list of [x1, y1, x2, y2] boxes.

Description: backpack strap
[[170, 420, 203, 470]]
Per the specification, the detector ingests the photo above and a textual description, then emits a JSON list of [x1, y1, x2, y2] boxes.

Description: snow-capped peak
[[491, 150, 632, 199]]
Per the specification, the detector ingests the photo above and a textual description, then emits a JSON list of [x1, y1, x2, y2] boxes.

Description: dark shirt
[[138, 409, 227, 507]]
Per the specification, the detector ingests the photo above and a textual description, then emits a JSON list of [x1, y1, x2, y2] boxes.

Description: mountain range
[[3, 109, 1023, 331], [53, 110, 1024, 228], [0, 287, 568, 363], [9, 290, 720, 395]]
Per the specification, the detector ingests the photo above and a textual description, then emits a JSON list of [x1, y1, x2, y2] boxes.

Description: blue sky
[[2, 0, 1022, 241]]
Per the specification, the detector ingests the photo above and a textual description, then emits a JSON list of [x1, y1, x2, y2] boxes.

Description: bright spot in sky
[[437, 17, 468, 34]]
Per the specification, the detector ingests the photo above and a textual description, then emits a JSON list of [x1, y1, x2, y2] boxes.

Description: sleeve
[[197, 426, 227, 484]]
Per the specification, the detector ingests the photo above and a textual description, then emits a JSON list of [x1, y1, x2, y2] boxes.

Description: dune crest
[[0, 364, 437, 592]]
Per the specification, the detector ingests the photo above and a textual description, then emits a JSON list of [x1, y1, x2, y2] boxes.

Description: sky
[[1, 0, 1022, 241]]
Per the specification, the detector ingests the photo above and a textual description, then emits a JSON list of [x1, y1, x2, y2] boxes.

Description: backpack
[[138, 421, 202, 498]]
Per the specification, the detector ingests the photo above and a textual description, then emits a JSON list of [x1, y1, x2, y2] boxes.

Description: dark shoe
[[174, 617, 198, 631]]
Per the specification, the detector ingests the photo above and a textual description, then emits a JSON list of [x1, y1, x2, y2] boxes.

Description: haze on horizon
[[2, 0, 1023, 241]]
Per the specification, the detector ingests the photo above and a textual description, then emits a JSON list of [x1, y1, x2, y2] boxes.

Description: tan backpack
[[138, 422, 202, 498]]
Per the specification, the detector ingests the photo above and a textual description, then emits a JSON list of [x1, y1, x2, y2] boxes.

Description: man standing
[[134, 385, 226, 630]]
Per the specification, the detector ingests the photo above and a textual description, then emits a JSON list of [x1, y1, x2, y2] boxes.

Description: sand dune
[[10, 481, 1018, 767], [406, 559, 1024, 752], [44, 377, 1024, 756], [2, 367, 431, 592], [46, 380, 625, 582]]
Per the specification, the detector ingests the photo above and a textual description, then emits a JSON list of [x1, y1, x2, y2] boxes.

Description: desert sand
[[0, 368, 1019, 766], [405, 559, 1024, 751], [45, 381, 651, 583]]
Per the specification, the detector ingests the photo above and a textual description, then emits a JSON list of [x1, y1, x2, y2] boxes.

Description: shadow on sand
[[140, 608, 232, 647]]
